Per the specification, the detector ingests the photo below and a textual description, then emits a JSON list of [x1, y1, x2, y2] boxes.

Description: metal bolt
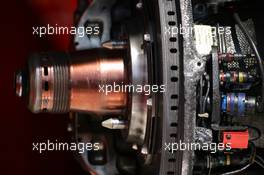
[[147, 98, 152, 106], [141, 146, 148, 155], [102, 40, 128, 50], [136, 2, 143, 9], [67, 123, 73, 132], [15, 71, 23, 97], [132, 144, 138, 150], [144, 34, 151, 42], [226, 134, 231, 140], [102, 118, 127, 129]]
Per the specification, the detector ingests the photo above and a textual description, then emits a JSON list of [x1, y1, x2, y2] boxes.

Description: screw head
[[136, 2, 143, 9], [14, 71, 24, 97], [67, 124, 73, 132], [132, 144, 138, 150], [144, 34, 151, 42], [141, 146, 148, 155], [147, 98, 152, 106], [226, 134, 231, 140]]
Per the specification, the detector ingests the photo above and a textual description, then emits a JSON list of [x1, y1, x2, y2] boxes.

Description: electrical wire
[[256, 155, 264, 165], [220, 142, 256, 175], [199, 76, 204, 114], [245, 125, 261, 141], [233, 13, 264, 112], [207, 155, 212, 175], [207, 164, 212, 175], [254, 160, 264, 169], [220, 163, 251, 175], [203, 74, 210, 113]]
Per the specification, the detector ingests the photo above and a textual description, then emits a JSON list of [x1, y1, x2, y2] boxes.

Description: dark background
[[0, 0, 86, 174]]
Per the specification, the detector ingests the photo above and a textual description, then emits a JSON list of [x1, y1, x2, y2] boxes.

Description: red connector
[[222, 130, 249, 149]]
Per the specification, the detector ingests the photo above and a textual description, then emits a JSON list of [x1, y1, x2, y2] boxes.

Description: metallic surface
[[74, 0, 116, 50], [126, 19, 148, 145], [180, 0, 206, 174], [220, 71, 254, 84], [235, 19, 256, 54], [69, 50, 127, 115], [211, 47, 221, 126], [101, 118, 127, 129], [26, 50, 127, 115], [221, 93, 256, 116], [102, 40, 128, 50], [71, 113, 119, 175], [27, 53, 70, 113], [216, 26, 236, 54], [218, 53, 255, 62], [15, 71, 23, 97], [158, 0, 183, 174]]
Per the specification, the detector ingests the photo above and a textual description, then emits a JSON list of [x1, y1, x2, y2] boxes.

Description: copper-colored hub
[[70, 50, 127, 115], [23, 49, 128, 115]]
